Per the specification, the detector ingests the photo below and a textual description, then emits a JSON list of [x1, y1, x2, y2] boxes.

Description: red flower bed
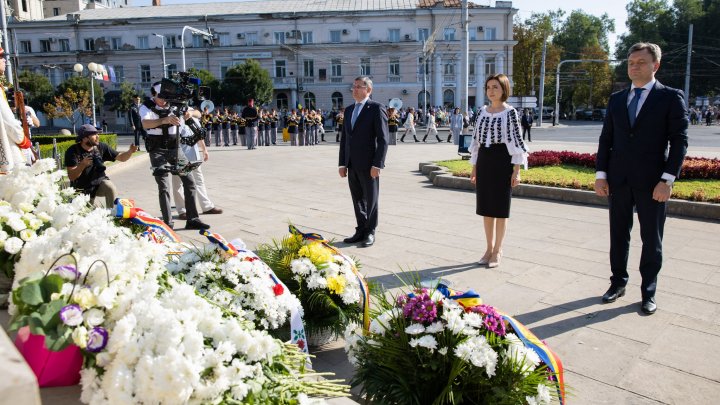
[[528, 151, 720, 180]]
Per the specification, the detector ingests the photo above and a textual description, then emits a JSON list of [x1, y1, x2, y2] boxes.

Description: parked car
[[575, 109, 593, 120], [532, 107, 555, 121], [592, 109, 607, 121]]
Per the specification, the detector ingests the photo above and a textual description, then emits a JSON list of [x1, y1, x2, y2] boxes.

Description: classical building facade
[[9, 0, 516, 126]]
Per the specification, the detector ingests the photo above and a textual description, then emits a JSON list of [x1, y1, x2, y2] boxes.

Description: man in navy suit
[[339, 76, 389, 247], [594, 43, 688, 315]]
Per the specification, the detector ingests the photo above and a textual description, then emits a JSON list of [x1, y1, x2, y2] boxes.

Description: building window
[[303, 59, 314, 77], [418, 28, 430, 41], [192, 62, 206, 70], [111, 37, 122, 50], [331, 59, 342, 77], [301, 31, 313, 44], [246, 32, 258, 46], [443, 28, 456, 41], [275, 60, 286, 77], [303, 92, 316, 110], [167, 64, 178, 77], [137, 36, 149, 49], [360, 58, 371, 76], [115, 65, 124, 82], [274, 32, 285, 45], [19, 41, 32, 54], [469, 30, 477, 41], [40, 40, 51, 53], [469, 62, 475, 76], [192, 34, 204, 48], [165, 34, 177, 48], [276, 93, 288, 110], [331, 92, 343, 110], [220, 62, 234, 80], [330, 30, 341, 43], [418, 91, 430, 109], [444, 63, 455, 75], [53, 7, 60, 16], [21, 0, 27, 12], [485, 28, 497, 40], [485, 56, 496, 76], [140, 65, 151, 84], [443, 89, 454, 107], [84, 38, 95, 51], [359, 30, 370, 43], [59, 39, 70, 52], [388, 29, 400, 43], [218, 33, 230, 46], [389, 58, 400, 76]]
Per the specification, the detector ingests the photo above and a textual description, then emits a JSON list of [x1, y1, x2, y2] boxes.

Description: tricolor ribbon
[[501, 313, 566, 404], [200, 230, 309, 356], [112, 198, 180, 242], [436, 283, 483, 308], [289, 225, 371, 332]]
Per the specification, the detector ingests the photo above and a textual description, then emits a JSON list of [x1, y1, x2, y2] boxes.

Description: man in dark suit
[[129, 95, 146, 151], [339, 76, 389, 247], [594, 43, 688, 315]]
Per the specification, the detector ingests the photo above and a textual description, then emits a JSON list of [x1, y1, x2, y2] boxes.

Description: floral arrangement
[[258, 226, 369, 341], [167, 243, 303, 331], [345, 284, 564, 405], [3, 160, 349, 403]]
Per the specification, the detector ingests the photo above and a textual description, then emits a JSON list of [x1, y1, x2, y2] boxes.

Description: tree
[[44, 89, 93, 134], [55, 76, 105, 110], [512, 11, 564, 100], [17, 70, 54, 111], [221, 59, 273, 107], [111, 82, 140, 113]]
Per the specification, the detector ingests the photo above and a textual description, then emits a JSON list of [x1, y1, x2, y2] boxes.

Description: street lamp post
[[74, 62, 100, 126], [181, 25, 213, 71], [554, 59, 612, 126], [152, 33, 167, 78]]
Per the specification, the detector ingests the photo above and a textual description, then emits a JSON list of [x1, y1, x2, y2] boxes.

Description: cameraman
[[140, 81, 210, 231], [65, 124, 137, 207]]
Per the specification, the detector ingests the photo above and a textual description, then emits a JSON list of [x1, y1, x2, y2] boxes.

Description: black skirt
[[475, 143, 513, 218]]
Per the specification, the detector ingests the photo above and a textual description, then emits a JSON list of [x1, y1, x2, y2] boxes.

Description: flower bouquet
[[345, 284, 565, 405], [258, 225, 370, 344], [3, 161, 350, 403]]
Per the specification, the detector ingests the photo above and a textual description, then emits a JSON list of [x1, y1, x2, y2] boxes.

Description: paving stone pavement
[[5, 137, 720, 404]]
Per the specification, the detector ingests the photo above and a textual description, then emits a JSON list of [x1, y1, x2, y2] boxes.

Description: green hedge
[[36, 134, 118, 168]]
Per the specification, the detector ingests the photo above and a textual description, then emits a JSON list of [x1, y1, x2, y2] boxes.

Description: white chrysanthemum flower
[[455, 335, 498, 377], [3, 236, 23, 254], [416, 335, 438, 351], [425, 321, 445, 333], [438, 347, 448, 356], [405, 323, 426, 335]]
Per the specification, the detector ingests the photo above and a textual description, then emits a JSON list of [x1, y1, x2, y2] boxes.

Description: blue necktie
[[628, 88, 644, 127], [351, 103, 362, 129]]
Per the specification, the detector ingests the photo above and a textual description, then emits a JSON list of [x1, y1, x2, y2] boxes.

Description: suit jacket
[[339, 99, 389, 171], [596, 81, 688, 191]]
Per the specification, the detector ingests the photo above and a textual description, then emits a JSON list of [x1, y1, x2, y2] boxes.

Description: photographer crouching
[[65, 124, 138, 207], [141, 81, 210, 231]]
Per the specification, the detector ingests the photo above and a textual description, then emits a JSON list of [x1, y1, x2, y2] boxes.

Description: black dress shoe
[[185, 218, 210, 230], [602, 286, 626, 303], [641, 297, 657, 315], [343, 233, 364, 243], [362, 233, 375, 247]]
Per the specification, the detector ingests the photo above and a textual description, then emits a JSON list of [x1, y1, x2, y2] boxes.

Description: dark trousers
[[608, 183, 666, 299], [147, 141, 200, 228], [133, 128, 146, 148], [347, 166, 380, 236], [522, 126, 531, 141]]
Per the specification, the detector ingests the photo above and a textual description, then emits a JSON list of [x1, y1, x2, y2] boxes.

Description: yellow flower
[[298, 242, 333, 265], [326, 275, 347, 295]]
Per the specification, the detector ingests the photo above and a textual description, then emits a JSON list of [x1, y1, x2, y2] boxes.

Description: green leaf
[[39, 300, 65, 329], [44, 327, 72, 352], [27, 316, 46, 335], [40, 274, 65, 299], [19, 282, 44, 306]]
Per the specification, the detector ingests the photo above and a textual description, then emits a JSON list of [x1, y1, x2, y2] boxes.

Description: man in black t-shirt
[[65, 124, 137, 207]]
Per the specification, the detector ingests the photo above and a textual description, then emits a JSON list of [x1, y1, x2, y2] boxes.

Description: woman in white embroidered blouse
[[422, 109, 443, 142], [469, 73, 529, 268]]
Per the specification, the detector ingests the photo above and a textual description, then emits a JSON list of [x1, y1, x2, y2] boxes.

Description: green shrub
[[35, 134, 117, 168]]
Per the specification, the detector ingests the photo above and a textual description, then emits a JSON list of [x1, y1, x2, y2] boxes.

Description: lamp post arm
[[182, 25, 213, 71], [554, 59, 617, 125]]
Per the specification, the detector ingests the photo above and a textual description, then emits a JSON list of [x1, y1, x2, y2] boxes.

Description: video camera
[[155, 72, 208, 146]]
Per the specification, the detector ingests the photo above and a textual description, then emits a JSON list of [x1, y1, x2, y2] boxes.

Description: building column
[[454, 56, 461, 107], [475, 54, 485, 108], [497, 53, 505, 76], [433, 54, 442, 108]]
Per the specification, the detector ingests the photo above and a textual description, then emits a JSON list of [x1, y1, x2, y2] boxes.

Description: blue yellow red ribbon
[[200, 230, 240, 256], [289, 225, 371, 332], [436, 283, 483, 308], [112, 198, 180, 242], [501, 313, 566, 404]]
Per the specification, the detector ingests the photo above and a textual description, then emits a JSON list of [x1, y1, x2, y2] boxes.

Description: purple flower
[[59, 304, 84, 326], [53, 264, 79, 281], [86, 327, 109, 353], [400, 289, 437, 324], [468, 304, 506, 336]]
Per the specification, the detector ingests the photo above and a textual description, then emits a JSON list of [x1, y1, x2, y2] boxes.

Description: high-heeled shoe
[[477, 252, 492, 265], [488, 251, 503, 268]]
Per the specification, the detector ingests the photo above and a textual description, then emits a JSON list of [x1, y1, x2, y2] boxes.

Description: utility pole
[[536, 38, 547, 127], [684, 24, 693, 107], [460, 0, 469, 113], [531, 53, 535, 96], [422, 39, 428, 112]]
